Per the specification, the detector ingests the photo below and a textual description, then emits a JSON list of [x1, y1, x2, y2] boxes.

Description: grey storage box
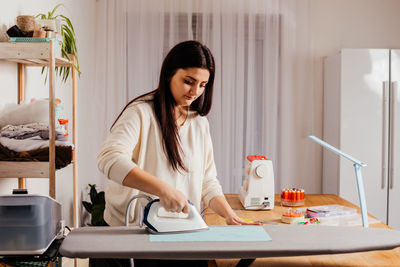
[[0, 194, 63, 255]]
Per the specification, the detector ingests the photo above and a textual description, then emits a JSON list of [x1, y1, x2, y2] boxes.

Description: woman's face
[[169, 68, 210, 107]]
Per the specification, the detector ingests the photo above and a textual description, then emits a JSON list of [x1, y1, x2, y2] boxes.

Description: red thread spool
[[281, 188, 305, 206]]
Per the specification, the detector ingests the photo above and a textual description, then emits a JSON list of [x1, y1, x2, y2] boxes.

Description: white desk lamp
[[308, 135, 369, 228]]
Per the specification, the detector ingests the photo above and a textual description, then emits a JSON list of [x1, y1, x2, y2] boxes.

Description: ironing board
[[59, 225, 400, 259]]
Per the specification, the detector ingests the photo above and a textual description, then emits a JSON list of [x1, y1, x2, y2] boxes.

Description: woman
[[97, 40, 253, 266]]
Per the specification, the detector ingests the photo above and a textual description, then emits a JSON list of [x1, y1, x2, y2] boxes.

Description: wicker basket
[[16, 15, 37, 37]]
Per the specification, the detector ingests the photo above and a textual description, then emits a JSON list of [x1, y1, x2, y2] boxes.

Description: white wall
[[310, 0, 400, 191], [0, 0, 97, 227]]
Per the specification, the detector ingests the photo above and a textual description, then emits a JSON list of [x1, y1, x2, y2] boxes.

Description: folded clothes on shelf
[[0, 136, 73, 153], [0, 142, 72, 169], [1, 123, 66, 141]]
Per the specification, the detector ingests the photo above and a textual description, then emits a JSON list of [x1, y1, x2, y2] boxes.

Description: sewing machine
[[239, 155, 274, 210]]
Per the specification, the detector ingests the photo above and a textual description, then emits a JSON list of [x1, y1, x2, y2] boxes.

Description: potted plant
[[82, 184, 107, 226], [36, 3, 81, 82]]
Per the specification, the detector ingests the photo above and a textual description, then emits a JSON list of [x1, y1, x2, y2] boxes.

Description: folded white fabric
[[1, 123, 48, 132], [1, 123, 65, 141], [0, 136, 73, 152], [0, 100, 49, 128]]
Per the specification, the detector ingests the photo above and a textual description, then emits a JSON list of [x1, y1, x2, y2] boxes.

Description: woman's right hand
[[122, 167, 190, 213], [159, 186, 190, 214]]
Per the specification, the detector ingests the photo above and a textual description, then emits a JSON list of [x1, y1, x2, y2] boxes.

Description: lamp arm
[[308, 135, 366, 167], [308, 135, 369, 228], [354, 164, 369, 228]]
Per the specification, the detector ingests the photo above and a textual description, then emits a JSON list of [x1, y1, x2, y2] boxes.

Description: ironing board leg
[[235, 259, 255, 267]]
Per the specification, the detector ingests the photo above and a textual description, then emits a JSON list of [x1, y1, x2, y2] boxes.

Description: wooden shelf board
[[5, 57, 72, 67], [0, 42, 73, 67], [0, 161, 49, 178]]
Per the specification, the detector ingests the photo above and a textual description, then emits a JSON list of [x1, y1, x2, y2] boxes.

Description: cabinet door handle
[[382, 81, 389, 189], [390, 81, 398, 189]]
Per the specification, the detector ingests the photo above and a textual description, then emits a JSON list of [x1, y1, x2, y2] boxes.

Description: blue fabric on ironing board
[[149, 225, 272, 242]]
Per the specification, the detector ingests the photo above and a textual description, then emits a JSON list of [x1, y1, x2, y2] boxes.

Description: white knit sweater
[[97, 99, 224, 226]]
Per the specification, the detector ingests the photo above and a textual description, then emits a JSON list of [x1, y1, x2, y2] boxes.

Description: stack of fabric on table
[[0, 100, 73, 169]]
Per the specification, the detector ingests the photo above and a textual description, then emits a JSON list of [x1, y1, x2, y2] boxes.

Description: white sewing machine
[[239, 155, 274, 210]]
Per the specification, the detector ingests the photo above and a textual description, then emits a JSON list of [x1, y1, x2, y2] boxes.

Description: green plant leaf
[[61, 67, 66, 82], [56, 66, 60, 77], [93, 191, 105, 206], [49, 3, 64, 19], [63, 28, 76, 50], [82, 184, 106, 226], [63, 67, 70, 83], [91, 204, 107, 226], [36, 4, 81, 83], [41, 67, 48, 84], [82, 201, 93, 213], [61, 48, 70, 59], [60, 15, 75, 32], [35, 13, 47, 19], [90, 184, 98, 203]]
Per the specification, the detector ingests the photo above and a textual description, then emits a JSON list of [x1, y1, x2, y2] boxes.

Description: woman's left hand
[[225, 214, 262, 225], [208, 195, 262, 225]]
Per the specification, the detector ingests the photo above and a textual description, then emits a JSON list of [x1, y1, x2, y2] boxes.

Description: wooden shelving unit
[[0, 40, 79, 228]]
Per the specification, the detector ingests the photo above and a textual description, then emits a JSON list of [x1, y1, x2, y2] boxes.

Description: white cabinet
[[323, 48, 400, 229]]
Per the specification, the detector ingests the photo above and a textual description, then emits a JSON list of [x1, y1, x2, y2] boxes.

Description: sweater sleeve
[[201, 119, 224, 206], [97, 106, 141, 185]]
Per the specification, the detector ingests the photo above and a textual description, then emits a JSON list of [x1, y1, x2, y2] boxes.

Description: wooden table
[[204, 194, 400, 267]]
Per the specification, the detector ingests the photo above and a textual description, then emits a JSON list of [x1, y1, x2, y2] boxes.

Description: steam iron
[[143, 199, 209, 234]]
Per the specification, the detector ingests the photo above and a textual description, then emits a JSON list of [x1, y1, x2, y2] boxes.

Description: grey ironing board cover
[[59, 225, 400, 259]]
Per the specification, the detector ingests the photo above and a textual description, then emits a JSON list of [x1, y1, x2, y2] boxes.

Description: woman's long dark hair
[[112, 40, 215, 172]]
